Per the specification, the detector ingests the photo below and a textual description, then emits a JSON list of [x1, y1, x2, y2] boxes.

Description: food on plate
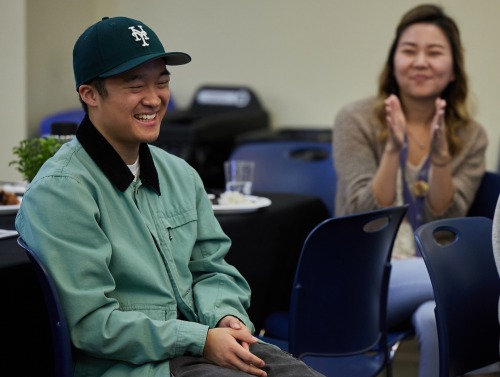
[[0, 190, 20, 205], [218, 191, 253, 205]]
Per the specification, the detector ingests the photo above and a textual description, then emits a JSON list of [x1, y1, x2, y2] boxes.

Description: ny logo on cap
[[129, 26, 149, 47]]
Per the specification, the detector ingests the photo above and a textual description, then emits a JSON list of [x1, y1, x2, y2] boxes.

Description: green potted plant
[[10, 137, 65, 182]]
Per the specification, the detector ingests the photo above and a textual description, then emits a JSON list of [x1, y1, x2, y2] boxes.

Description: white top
[[127, 157, 140, 181]]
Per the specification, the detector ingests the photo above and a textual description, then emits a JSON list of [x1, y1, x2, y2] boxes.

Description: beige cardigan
[[333, 97, 488, 258]]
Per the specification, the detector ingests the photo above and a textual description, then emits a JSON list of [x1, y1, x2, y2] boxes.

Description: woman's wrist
[[384, 143, 401, 155], [431, 156, 451, 167]]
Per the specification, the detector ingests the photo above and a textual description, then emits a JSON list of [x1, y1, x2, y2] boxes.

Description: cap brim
[[100, 51, 191, 78]]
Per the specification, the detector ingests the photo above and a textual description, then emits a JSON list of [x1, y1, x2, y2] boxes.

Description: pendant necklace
[[407, 130, 428, 150]]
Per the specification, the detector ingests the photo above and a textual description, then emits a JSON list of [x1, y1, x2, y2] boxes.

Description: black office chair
[[17, 237, 74, 377], [229, 140, 336, 216], [467, 171, 500, 219], [259, 205, 409, 377], [414, 217, 500, 377]]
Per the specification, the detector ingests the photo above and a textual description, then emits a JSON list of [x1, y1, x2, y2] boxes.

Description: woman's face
[[393, 23, 455, 103]]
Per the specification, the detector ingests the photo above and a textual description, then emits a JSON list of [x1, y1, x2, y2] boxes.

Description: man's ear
[[78, 85, 98, 108]]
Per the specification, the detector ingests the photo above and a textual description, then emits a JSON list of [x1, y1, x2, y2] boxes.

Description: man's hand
[[217, 315, 252, 350], [203, 327, 267, 377]]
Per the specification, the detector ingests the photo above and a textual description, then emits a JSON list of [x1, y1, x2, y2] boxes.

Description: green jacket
[[16, 116, 253, 376]]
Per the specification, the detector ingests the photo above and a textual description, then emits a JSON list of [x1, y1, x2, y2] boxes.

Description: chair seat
[[258, 335, 289, 352], [261, 311, 289, 339], [258, 314, 413, 369]]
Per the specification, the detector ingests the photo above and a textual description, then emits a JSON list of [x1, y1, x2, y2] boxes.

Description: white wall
[[1, 0, 499, 180], [1, 0, 26, 181], [26, 0, 101, 140], [117, 0, 500, 168]]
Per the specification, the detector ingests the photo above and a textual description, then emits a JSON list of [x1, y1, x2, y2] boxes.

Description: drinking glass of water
[[224, 160, 255, 195]]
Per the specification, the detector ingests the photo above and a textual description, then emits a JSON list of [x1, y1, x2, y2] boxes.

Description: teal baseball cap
[[73, 16, 191, 90]]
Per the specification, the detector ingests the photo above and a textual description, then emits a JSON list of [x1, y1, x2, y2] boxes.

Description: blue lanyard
[[400, 134, 431, 234]]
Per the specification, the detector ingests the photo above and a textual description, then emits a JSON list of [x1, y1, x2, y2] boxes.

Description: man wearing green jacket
[[16, 16, 324, 377]]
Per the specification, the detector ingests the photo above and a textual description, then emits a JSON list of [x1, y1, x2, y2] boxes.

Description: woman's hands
[[203, 316, 267, 377], [430, 97, 451, 166], [382, 94, 454, 214], [385, 95, 450, 164], [384, 94, 407, 154]]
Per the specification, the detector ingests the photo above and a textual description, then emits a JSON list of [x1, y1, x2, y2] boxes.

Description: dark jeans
[[169, 342, 325, 377]]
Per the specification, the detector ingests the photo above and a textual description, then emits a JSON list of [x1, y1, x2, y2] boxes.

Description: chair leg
[[386, 364, 394, 377], [385, 340, 402, 377], [389, 340, 403, 362]]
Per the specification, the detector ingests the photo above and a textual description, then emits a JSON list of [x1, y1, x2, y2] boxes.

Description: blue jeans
[[387, 257, 438, 377]]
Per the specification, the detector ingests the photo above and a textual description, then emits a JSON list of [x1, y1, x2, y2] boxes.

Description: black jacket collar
[[76, 114, 161, 195]]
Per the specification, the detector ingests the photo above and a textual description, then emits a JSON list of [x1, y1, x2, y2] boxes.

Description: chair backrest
[[229, 141, 336, 216], [467, 171, 500, 219], [288, 205, 408, 358], [17, 237, 74, 377], [189, 85, 266, 116], [414, 217, 500, 377]]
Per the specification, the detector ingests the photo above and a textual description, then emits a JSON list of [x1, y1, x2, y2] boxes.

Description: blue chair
[[229, 141, 336, 216], [260, 205, 409, 377], [414, 217, 500, 377], [467, 171, 500, 219], [17, 237, 74, 377], [39, 108, 85, 137]]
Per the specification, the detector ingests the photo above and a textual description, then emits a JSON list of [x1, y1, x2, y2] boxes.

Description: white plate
[[213, 196, 272, 214], [0, 197, 22, 215], [2, 183, 27, 195], [0, 203, 21, 215], [0, 229, 18, 239]]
